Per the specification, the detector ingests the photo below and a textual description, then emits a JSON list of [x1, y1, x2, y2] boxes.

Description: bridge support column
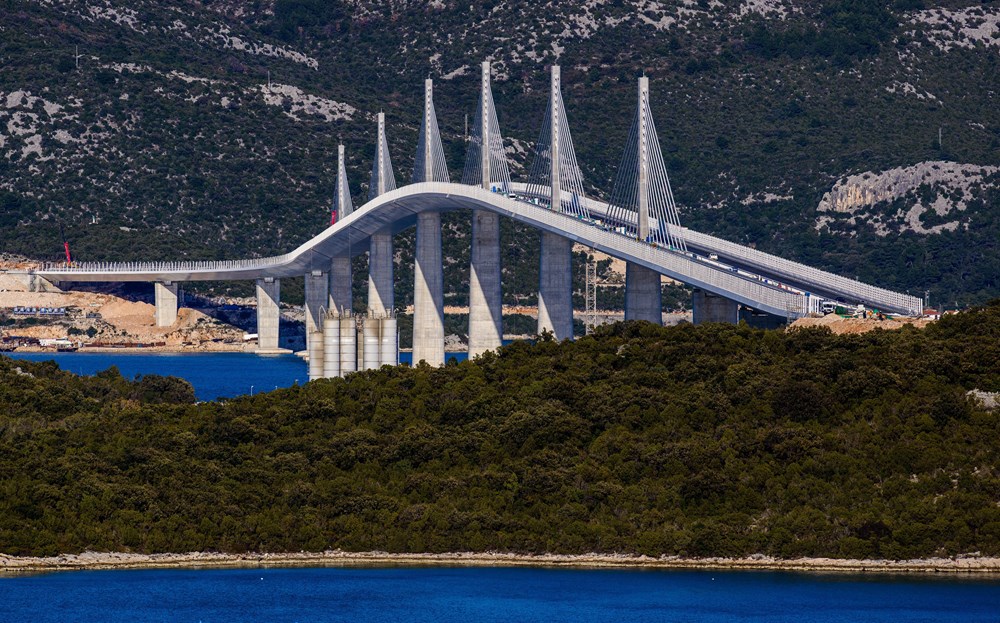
[[625, 263, 661, 324], [413, 212, 444, 366], [329, 257, 352, 317], [154, 281, 179, 327], [692, 289, 739, 324], [538, 232, 574, 340], [368, 229, 397, 366], [368, 230, 393, 316], [255, 277, 280, 351], [469, 209, 503, 358], [304, 270, 328, 352]]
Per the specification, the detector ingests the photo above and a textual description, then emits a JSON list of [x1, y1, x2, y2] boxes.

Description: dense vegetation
[[1, 0, 998, 308], [1, 304, 999, 559]]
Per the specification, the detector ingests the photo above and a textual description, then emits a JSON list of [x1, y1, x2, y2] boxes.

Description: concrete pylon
[[535, 65, 576, 340], [412, 79, 447, 366], [332, 144, 354, 224], [329, 144, 353, 316], [412, 79, 450, 185], [367, 112, 396, 319], [255, 277, 280, 351], [154, 281, 178, 327], [367, 112, 397, 366], [608, 76, 687, 327], [637, 77, 651, 241], [466, 61, 504, 357]]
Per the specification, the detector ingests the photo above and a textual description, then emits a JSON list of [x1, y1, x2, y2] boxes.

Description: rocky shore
[[2, 550, 998, 574]]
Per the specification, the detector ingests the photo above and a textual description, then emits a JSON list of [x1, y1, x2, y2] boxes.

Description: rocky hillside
[[1, 0, 998, 307]]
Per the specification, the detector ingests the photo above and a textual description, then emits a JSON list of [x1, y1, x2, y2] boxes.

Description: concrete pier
[[304, 270, 328, 351], [328, 257, 352, 316], [339, 315, 357, 375], [255, 277, 280, 351], [413, 212, 445, 365], [367, 231, 393, 317], [693, 289, 739, 324], [308, 330, 324, 381], [322, 315, 341, 378], [362, 316, 380, 370], [625, 263, 662, 324], [380, 316, 398, 367], [469, 209, 503, 357], [154, 281, 179, 327], [537, 232, 574, 340]]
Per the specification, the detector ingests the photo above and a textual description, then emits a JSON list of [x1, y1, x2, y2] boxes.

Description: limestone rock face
[[815, 162, 999, 236]]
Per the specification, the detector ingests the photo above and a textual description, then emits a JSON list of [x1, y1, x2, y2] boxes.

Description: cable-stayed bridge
[[34, 62, 923, 378]]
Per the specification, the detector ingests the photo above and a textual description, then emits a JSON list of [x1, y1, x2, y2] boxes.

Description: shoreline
[[2, 550, 999, 575]]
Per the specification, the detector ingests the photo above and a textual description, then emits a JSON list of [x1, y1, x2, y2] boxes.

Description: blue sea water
[[0, 566, 997, 622], [5, 351, 468, 401]]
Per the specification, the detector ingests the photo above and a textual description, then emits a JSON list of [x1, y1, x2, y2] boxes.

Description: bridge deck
[[34, 182, 922, 317]]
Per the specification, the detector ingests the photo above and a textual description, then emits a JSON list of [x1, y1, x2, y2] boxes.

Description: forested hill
[[1, 304, 999, 559], [1, 0, 998, 307]]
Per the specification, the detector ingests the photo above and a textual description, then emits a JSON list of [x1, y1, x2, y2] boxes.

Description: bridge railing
[[680, 229, 923, 315], [520, 201, 808, 317], [38, 252, 295, 275]]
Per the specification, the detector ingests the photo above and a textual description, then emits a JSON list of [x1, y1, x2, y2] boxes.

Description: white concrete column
[[367, 231, 393, 317], [469, 209, 503, 357], [625, 263, 661, 324], [362, 316, 380, 370], [340, 315, 357, 375], [154, 281, 179, 327], [255, 277, 280, 351], [413, 211, 444, 366], [537, 232, 574, 340], [480, 61, 491, 191], [304, 270, 328, 351], [322, 315, 341, 378], [329, 256, 352, 316], [692, 289, 740, 324], [537, 64, 574, 341], [308, 330, 325, 381], [550, 64, 561, 212], [637, 76, 650, 241]]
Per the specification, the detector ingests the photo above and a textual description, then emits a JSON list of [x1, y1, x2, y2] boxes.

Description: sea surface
[[0, 566, 998, 622], [5, 351, 468, 401]]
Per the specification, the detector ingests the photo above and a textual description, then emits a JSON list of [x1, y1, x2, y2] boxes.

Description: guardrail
[[39, 253, 293, 275], [519, 199, 807, 317], [680, 229, 923, 316]]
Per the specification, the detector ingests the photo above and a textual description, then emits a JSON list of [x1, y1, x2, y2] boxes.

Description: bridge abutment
[[469, 209, 503, 358], [538, 232, 574, 340], [692, 289, 739, 324], [154, 281, 179, 327], [255, 277, 280, 351], [624, 263, 661, 324], [413, 211, 445, 366]]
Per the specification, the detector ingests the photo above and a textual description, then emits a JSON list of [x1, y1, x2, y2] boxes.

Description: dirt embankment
[[0, 281, 249, 351], [790, 314, 933, 335]]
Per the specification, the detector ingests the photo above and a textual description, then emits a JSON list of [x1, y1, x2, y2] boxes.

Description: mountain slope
[[1, 0, 998, 308]]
